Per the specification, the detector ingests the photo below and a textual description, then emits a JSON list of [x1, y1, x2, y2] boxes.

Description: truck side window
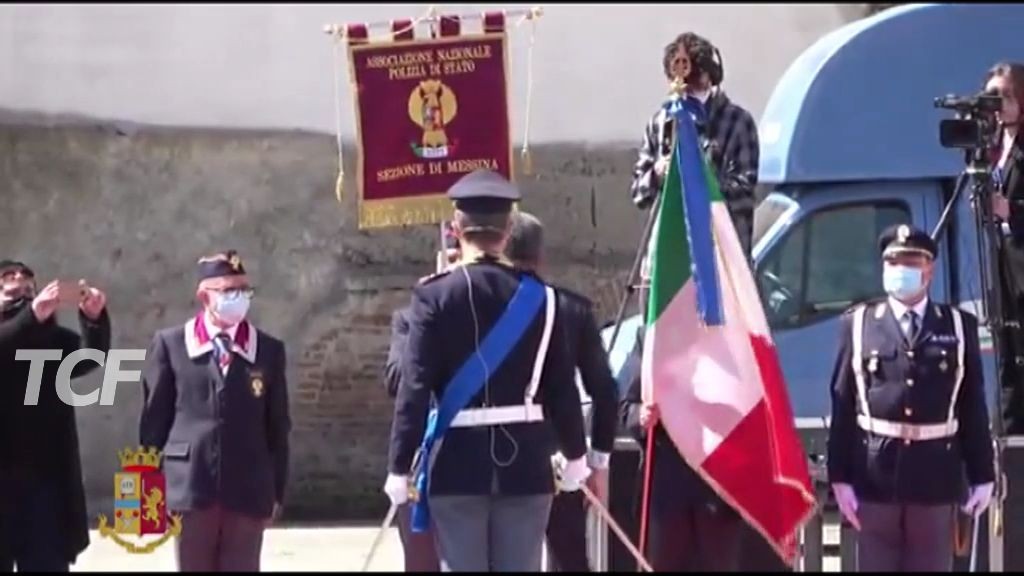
[[757, 202, 911, 329]]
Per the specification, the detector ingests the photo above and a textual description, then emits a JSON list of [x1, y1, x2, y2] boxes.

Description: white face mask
[[210, 291, 250, 326], [883, 263, 926, 302]]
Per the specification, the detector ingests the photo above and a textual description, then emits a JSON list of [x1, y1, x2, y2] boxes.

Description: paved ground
[[72, 524, 842, 572], [72, 525, 403, 572]]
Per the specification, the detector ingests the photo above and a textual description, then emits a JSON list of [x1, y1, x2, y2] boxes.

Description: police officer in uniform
[[139, 250, 291, 572], [827, 224, 996, 572], [384, 170, 591, 572], [503, 211, 620, 572]]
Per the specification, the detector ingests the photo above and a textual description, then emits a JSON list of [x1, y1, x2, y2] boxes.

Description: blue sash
[[410, 275, 547, 532]]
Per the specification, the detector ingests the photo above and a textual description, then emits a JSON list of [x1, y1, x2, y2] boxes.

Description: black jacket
[[826, 300, 994, 504], [384, 307, 410, 399], [551, 285, 619, 455], [0, 303, 111, 564], [995, 136, 1024, 433], [388, 259, 586, 496], [139, 317, 291, 519]]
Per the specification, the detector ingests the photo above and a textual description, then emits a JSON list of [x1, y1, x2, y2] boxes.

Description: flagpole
[[638, 427, 655, 561]]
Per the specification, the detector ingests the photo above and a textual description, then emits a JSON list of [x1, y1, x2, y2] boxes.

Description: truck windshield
[[753, 193, 797, 248]]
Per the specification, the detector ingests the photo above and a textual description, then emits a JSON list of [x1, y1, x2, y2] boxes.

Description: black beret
[[447, 169, 520, 215], [0, 260, 34, 278], [878, 224, 937, 259], [197, 250, 246, 282]]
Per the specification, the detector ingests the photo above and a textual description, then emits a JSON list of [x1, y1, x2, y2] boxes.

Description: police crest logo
[[97, 446, 183, 553], [409, 79, 458, 159]]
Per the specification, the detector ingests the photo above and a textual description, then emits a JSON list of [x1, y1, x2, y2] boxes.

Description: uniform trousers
[[429, 494, 553, 572], [647, 500, 743, 572], [396, 502, 440, 572], [174, 504, 265, 572], [857, 502, 955, 572], [644, 439, 743, 572], [545, 491, 590, 572], [0, 468, 69, 572]]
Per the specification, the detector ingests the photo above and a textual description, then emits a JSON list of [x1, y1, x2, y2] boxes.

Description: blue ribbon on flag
[[664, 95, 724, 326]]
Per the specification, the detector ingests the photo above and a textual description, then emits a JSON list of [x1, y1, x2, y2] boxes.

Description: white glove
[[551, 453, 591, 492], [383, 474, 410, 506], [963, 482, 995, 518], [832, 483, 861, 531]]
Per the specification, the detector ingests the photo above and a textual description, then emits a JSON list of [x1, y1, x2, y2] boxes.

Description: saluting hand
[[78, 280, 107, 321], [31, 280, 62, 323]]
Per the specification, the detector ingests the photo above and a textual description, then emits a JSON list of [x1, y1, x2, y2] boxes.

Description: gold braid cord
[[97, 514, 183, 554]]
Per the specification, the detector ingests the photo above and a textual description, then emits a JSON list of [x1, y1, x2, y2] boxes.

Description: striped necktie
[[212, 333, 233, 371]]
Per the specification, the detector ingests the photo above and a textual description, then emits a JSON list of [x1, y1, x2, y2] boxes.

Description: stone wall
[[0, 119, 644, 520]]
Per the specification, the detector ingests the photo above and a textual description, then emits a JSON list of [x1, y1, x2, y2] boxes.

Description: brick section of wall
[[284, 269, 632, 520], [0, 121, 645, 522]]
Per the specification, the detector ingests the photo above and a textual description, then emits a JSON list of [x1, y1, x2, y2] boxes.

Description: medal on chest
[[250, 370, 265, 398]]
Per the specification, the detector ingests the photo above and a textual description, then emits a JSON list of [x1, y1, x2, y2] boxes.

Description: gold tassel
[[520, 148, 533, 176], [519, 8, 538, 178]]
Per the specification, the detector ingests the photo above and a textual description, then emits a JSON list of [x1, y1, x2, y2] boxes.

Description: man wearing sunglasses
[[139, 250, 291, 572]]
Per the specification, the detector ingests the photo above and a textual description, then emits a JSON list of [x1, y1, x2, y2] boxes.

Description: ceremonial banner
[[348, 32, 512, 229], [641, 98, 816, 564]]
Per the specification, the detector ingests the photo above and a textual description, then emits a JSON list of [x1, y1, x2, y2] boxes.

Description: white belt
[[856, 415, 959, 441], [450, 404, 545, 428]]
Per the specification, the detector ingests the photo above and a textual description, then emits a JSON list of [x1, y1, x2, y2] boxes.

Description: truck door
[[753, 180, 948, 418]]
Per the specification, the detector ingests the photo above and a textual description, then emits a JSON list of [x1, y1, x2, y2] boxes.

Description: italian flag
[[640, 101, 816, 564]]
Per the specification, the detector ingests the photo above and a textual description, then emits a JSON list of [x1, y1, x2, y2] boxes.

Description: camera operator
[[985, 62, 1024, 230], [982, 61, 1024, 434]]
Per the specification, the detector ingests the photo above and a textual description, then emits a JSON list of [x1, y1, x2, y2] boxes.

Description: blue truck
[[601, 3, 1024, 570]]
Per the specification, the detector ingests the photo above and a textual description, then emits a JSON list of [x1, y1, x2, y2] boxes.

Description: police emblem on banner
[[97, 446, 182, 554]]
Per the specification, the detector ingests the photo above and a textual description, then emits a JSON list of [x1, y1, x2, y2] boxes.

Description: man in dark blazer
[[139, 250, 291, 572], [384, 306, 441, 572], [503, 211, 620, 572], [0, 260, 110, 572]]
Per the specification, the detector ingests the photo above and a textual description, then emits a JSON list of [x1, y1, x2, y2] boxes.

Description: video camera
[[935, 89, 1003, 151]]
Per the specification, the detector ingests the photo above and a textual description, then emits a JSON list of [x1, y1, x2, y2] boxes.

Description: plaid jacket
[[630, 90, 760, 256]]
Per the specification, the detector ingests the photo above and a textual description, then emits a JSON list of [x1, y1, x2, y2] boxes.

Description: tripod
[[930, 146, 1013, 571]]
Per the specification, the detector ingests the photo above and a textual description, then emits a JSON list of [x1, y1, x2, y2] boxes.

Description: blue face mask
[[211, 291, 250, 326], [883, 263, 925, 301]]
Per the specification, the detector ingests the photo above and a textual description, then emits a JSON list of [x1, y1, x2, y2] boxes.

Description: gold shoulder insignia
[[874, 303, 887, 319]]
